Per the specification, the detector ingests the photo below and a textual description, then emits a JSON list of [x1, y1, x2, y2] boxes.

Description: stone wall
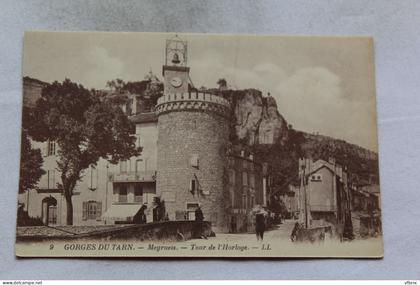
[[157, 111, 230, 232], [16, 221, 212, 242]]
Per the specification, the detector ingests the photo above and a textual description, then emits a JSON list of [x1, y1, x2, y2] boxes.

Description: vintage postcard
[[16, 32, 382, 258]]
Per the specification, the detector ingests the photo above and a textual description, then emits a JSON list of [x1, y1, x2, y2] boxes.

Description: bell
[[172, 52, 181, 64]]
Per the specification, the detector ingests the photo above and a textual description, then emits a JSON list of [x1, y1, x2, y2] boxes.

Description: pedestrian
[[195, 206, 206, 239], [255, 212, 266, 241], [195, 206, 204, 222], [290, 222, 300, 242], [230, 216, 237, 233]]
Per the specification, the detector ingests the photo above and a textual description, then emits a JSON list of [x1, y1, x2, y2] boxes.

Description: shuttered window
[[134, 184, 143, 203], [82, 201, 102, 221], [119, 185, 128, 203]]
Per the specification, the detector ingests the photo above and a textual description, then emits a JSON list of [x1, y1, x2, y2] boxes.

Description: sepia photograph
[[15, 31, 382, 257]]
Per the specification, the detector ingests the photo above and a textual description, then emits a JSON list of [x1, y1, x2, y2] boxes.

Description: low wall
[[16, 221, 212, 242], [294, 226, 333, 243]]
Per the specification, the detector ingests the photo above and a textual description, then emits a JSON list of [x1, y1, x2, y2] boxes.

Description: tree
[[105, 79, 163, 114], [106, 78, 125, 92], [27, 79, 140, 225], [19, 129, 45, 193], [217, 78, 227, 89]]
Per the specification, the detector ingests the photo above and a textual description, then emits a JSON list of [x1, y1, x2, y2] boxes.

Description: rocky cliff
[[220, 89, 289, 146]]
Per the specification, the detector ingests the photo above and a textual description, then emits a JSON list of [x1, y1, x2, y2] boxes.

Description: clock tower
[[162, 35, 189, 94], [156, 35, 231, 232]]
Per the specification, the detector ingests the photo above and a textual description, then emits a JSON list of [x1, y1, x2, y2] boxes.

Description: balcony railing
[[111, 170, 156, 183]]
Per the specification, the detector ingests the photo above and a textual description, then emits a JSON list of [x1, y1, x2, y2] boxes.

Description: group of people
[[196, 206, 271, 240], [194, 206, 268, 241]]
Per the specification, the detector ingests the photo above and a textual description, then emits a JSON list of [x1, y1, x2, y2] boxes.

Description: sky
[[23, 32, 378, 151]]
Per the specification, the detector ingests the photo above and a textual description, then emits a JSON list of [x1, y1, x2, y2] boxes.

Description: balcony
[[111, 170, 156, 183]]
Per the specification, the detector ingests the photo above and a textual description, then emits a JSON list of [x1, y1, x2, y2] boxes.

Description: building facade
[[226, 151, 266, 233], [103, 112, 159, 224], [297, 158, 352, 234], [18, 112, 159, 226], [350, 184, 381, 237]]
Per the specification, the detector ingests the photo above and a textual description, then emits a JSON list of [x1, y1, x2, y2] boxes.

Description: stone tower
[[156, 36, 231, 232]]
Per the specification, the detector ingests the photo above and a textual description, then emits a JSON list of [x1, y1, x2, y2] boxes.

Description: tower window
[[190, 179, 197, 195]]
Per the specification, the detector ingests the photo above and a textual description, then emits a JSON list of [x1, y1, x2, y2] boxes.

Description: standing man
[[290, 222, 300, 242], [255, 212, 266, 241], [195, 206, 206, 239]]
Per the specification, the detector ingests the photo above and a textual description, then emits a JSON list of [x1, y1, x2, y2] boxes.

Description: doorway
[[41, 197, 57, 226]]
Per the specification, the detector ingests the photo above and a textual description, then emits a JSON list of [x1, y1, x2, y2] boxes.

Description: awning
[[103, 204, 145, 221]]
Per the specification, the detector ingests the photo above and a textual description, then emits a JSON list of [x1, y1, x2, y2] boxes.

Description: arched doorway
[[41, 197, 57, 226]]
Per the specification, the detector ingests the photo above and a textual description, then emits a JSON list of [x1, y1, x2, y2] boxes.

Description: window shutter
[[96, 201, 102, 221], [82, 202, 87, 221]]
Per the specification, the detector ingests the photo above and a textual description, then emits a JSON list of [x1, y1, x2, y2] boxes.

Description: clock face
[[170, 77, 183, 88]]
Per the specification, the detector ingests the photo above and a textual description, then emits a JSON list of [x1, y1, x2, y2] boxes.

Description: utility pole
[[300, 158, 310, 229], [299, 160, 306, 228], [303, 164, 308, 229], [105, 164, 109, 211]]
